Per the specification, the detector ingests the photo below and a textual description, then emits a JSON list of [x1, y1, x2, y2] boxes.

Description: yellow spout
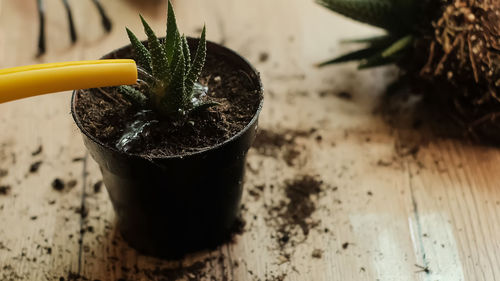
[[0, 59, 138, 104]]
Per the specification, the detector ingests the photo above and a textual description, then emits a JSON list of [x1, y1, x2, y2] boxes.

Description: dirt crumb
[[337, 91, 353, 100], [318, 90, 353, 100], [265, 273, 287, 281], [29, 161, 43, 173], [0, 169, 7, 178], [52, 178, 65, 191], [66, 180, 78, 189], [259, 52, 269, 63], [31, 145, 43, 156], [93, 181, 103, 193], [74, 205, 88, 219], [0, 185, 11, 195], [312, 249, 323, 259]]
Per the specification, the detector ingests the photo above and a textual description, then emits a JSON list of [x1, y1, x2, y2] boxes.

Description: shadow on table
[[87, 222, 231, 280], [374, 80, 500, 149]]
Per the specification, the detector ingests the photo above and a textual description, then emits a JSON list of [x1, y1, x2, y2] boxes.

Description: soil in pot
[[75, 46, 261, 157]]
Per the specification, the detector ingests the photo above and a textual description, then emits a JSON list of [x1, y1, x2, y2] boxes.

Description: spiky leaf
[[163, 48, 186, 115], [341, 34, 395, 47], [118, 85, 147, 106], [318, 46, 385, 66], [381, 34, 413, 57], [185, 26, 206, 98], [169, 31, 184, 84], [358, 52, 402, 69], [316, 0, 417, 33], [126, 28, 152, 73], [182, 35, 191, 70], [165, 0, 179, 64], [140, 15, 169, 80]]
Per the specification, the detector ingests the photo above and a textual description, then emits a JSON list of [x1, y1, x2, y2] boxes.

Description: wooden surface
[[0, 0, 499, 280]]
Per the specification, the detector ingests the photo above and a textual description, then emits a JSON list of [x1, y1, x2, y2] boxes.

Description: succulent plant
[[119, 0, 217, 119], [316, 0, 421, 68], [317, 0, 500, 138]]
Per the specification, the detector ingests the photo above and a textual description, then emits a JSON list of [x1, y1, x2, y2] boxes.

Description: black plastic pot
[[71, 39, 263, 258]]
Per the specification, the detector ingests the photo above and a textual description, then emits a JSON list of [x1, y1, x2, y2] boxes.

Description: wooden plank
[[404, 138, 500, 281]]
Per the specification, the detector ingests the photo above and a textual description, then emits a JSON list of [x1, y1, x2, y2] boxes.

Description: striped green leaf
[[126, 28, 152, 74], [140, 15, 169, 80]]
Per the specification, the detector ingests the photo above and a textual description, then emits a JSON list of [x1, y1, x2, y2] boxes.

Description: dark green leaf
[[163, 47, 186, 115], [381, 34, 413, 57], [140, 15, 169, 80], [318, 46, 384, 67], [165, 0, 179, 64], [358, 52, 402, 69], [118, 85, 147, 106], [182, 35, 191, 70], [169, 31, 184, 84], [340, 34, 395, 47], [126, 28, 152, 74], [316, 0, 418, 33], [185, 25, 206, 98]]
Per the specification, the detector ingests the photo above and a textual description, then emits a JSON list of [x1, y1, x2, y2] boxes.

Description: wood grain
[[0, 0, 499, 280]]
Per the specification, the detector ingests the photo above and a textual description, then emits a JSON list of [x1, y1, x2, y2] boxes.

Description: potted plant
[[71, 1, 263, 258]]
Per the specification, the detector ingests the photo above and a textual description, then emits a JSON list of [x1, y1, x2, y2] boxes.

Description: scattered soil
[[0, 185, 11, 195], [336, 91, 353, 100], [312, 249, 323, 259], [75, 43, 262, 157], [60, 255, 233, 281], [282, 176, 322, 236], [318, 89, 353, 100], [52, 178, 65, 191], [265, 273, 287, 281], [342, 242, 350, 250], [74, 205, 88, 219], [265, 175, 324, 250], [31, 145, 43, 156], [252, 128, 318, 167], [259, 52, 269, 63], [0, 169, 7, 178], [66, 180, 78, 189], [1, 265, 23, 281], [141, 257, 218, 281], [93, 180, 103, 193], [29, 161, 43, 173]]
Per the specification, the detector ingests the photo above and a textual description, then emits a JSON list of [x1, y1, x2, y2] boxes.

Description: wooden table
[[1, 1, 499, 280]]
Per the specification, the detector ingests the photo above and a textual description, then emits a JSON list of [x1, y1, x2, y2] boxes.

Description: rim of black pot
[[71, 39, 264, 161]]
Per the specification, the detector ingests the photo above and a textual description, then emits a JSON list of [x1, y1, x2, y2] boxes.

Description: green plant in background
[[316, 0, 420, 68], [316, 0, 500, 138], [119, 0, 217, 119]]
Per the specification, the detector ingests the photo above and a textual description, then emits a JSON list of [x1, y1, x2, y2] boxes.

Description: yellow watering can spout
[[0, 59, 138, 104]]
